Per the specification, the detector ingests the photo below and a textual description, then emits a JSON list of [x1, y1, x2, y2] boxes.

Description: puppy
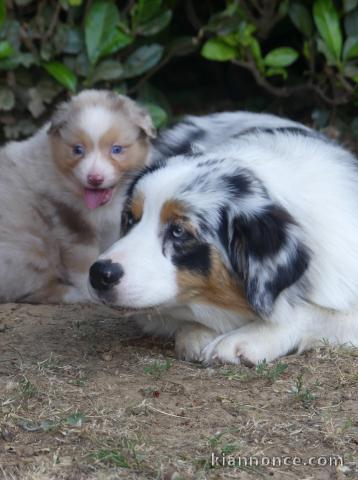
[[89, 113, 358, 365], [0, 89, 155, 304]]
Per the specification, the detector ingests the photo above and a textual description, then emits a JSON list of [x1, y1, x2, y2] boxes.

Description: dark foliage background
[[0, 0, 357, 141]]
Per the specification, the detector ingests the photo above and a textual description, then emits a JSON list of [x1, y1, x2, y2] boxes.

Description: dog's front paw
[[175, 324, 217, 362], [200, 325, 284, 366]]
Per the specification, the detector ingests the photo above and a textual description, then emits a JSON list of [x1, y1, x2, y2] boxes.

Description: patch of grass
[[143, 359, 173, 379], [220, 366, 251, 382], [66, 411, 86, 426], [19, 376, 38, 398], [255, 360, 288, 383], [221, 361, 288, 384], [92, 449, 129, 468], [290, 374, 315, 403]]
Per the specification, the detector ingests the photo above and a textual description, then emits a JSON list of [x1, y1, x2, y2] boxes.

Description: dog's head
[[88, 154, 310, 317], [48, 90, 155, 210]]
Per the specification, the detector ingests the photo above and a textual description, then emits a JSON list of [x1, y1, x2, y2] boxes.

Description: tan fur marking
[[160, 200, 187, 225], [131, 194, 144, 220], [50, 128, 94, 177], [99, 125, 149, 175], [177, 249, 253, 316]]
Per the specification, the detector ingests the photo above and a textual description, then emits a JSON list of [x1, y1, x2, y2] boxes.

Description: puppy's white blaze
[[100, 213, 179, 308], [77, 106, 117, 143], [74, 151, 117, 188]]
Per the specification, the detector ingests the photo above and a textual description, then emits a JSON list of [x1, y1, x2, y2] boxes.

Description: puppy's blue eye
[[111, 145, 123, 155], [73, 144, 85, 156]]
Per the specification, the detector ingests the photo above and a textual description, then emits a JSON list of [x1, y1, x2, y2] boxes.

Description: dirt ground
[[0, 303, 357, 480]]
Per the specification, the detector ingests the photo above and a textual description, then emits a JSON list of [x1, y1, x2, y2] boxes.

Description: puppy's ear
[[132, 104, 157, 139], [47, 100, 71, 136], [113, 93, 156, 139], [229, 205, 310, 316]]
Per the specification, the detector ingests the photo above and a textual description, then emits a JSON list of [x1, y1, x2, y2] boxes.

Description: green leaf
[[124, 44, 163, 78], [317, 37, 337, 64], [132, 0, 162, 26], [0, 40, 13, 59], [266, 67, 288, 80], [85, 1, 123, 65], [0, 86, 15, 111], [344, 8, 358, 37], [136, 10, 172, 36], [264, 47, 299, 67], [343, 36, 358, 60], [289, 3, 313, 37], [249, 38, 264, 71], [92, 59, 124, 83], [203, 0, 242, 35], [0, 0, 6, 29], [142, 103, 167, 128], [43, 61, 77, 92], [68, 0, 82, 5], [100, 28, 134, 58], [201, 38, 237, 61], [343, 0, 358, 13], [313, 0, 342, 61], [166, 36, 197, 57]]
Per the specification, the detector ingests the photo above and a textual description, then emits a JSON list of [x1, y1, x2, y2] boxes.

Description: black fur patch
[[173, 243, 211, 276], [223, 173, 252, 197], [152, 123, 206, 159], [260, 126, 318, 138], [197, 158, 224, 168], [232, 126, 318, 139], [237, 205, 295, 258], [217, 208, 230, 251], [265, 246, 310, 300], [228, 204, 310, 316]]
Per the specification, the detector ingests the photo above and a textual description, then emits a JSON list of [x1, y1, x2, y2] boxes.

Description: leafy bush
[[200, 0, 358, 106], [0, 0, 357, 141]]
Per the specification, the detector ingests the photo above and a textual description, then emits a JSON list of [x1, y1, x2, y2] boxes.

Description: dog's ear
[[47, 100, 71, 136], [228, 205, 310, 316], [114, 94, 156, 139]]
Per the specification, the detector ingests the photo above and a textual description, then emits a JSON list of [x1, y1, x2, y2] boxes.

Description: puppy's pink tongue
[[84, 188, 112, 210]]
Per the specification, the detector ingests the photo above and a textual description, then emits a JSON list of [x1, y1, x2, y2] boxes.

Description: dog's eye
[[121, 211, 137, 235], [170, 224, 186, 239], [111, 145, 123, 155], [127, 213, 135, 228], [73, 144, 85, 156]]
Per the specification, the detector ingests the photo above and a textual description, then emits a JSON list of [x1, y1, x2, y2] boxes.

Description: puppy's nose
[[89, 260, 124, 291], [87, 174, 104, 187]]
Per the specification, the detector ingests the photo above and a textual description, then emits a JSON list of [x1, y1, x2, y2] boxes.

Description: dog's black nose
[[89, 260, 124, 291]]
